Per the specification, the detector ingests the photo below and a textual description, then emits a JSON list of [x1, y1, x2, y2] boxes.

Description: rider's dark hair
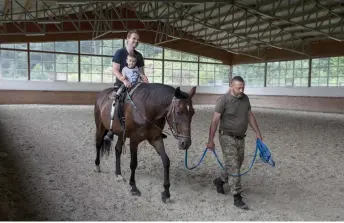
[[127, 30, 139, 39]]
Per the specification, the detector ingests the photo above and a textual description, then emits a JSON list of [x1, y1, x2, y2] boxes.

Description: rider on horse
[[104, 30, 149, 142]]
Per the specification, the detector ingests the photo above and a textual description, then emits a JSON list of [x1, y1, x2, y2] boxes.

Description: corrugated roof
[[1, 0, 343, 60]]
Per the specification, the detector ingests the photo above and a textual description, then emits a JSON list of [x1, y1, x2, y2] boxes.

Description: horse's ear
[[174, 87, 182, 98], [189, 86, 196, 98]]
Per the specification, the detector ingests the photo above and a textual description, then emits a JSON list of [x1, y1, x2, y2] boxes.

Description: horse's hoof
[[116, 175, 125, 182], [131, 188, 141, 196], [161, 192, 171, 204], [93, 165, 101, 172], [162, 197, 171, 204]]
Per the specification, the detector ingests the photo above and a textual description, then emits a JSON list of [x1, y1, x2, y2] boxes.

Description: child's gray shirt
[[122, 66, 141, 85]]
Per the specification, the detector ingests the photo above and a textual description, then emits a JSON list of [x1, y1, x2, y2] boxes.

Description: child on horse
[[104, 53, 148, 142]]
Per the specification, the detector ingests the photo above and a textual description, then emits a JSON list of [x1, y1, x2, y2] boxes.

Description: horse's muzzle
[[179, 138, 192, 150]]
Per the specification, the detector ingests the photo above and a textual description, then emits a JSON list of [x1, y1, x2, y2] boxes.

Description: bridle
[[165, 96, 192, 140], [126, 92, 193, 140]]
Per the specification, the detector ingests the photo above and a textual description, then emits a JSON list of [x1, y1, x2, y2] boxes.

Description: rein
[[184, 138, 275, 177], [126, 92, 189, 140]]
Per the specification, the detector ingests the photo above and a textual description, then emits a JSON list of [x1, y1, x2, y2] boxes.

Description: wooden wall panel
[[0, 90, 97, 105], [248, 95, 344, 113], [1, 90, 344, 114]]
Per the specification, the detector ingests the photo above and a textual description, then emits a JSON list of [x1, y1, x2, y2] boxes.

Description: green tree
[[0, 50, 28, 80]]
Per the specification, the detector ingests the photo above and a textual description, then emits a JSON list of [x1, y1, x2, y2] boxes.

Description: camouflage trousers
[[218, 134, 245, 195]]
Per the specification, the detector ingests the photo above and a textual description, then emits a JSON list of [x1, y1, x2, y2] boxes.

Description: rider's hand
[[123, 79, 131, 88], [141, 75, 149, 83]]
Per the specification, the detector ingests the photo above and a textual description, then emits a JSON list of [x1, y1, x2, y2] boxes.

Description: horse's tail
[[100, 135, 112, 158], [94, 92, 113, 158]]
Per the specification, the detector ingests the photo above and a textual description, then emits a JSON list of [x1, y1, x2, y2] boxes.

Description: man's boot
[[104, 85, 124, 142], [234, 194, 248, 210], [104, 99, 116, 142], [212, 177, 225, 194]]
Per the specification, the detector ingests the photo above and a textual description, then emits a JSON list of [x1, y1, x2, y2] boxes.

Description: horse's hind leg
[[148, 137, 171, 203], [94, 123, 107, 172], [94, 102, 103, 172]]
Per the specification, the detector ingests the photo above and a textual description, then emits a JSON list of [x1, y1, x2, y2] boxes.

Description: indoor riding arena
[[1, 0, 344, 221]]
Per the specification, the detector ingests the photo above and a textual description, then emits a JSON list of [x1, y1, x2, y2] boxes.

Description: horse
[[93, 82, 197, 203]]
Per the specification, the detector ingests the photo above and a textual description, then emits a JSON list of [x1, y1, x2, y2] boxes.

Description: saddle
[[116, 89, 127, 129], [109, 83, 142, 130], [107, 82, 168, 139]]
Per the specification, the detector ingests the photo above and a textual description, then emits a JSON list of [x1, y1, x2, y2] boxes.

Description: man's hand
[[141, 75, 149, 83], [206, 140, 215, 151], [256, 132, 263, 141], [123, 79, 131, 88]]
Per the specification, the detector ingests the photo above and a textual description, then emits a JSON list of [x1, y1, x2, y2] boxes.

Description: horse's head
[[166, 86, 196, 150]]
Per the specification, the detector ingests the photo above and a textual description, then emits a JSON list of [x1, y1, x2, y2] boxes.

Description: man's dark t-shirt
[[112, 47, 144, 85], [214, 93, 251, 137]]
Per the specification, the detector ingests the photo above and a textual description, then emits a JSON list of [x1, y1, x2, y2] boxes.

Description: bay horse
[[93, 82, 197, 203]]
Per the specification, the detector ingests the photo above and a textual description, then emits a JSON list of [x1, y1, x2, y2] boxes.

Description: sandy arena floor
[[0, 104, 343, 221]]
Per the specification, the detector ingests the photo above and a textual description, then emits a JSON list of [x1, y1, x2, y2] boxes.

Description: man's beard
[[234, 92, 243, 98]]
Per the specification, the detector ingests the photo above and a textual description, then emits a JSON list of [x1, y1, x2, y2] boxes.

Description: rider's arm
[[136, 53, 146, 76], [112, 49, 127, 82], [133, 66, 146, 83], [112, 62, 126, 82], [135, 66, 144, 79], [138, 66, 145, 76]]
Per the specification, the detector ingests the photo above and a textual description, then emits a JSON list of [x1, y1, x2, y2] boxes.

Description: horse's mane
[[134, 83, 189, 105]]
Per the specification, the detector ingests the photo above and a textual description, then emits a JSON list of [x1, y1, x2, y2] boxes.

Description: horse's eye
[[177, 111, 182, 115]]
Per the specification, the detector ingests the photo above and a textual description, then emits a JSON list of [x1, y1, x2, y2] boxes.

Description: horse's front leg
[[115, 132, 125, 181], [129, 139, 141, 196], [148, 137, 171, 203]]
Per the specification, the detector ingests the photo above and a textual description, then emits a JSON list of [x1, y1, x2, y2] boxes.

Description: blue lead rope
[[184, 138, 275, 177], [256, 138, 275, 167]]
